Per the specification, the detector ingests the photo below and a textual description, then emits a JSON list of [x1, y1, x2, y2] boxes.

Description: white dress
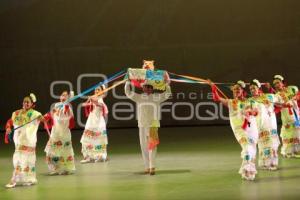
[[249, 94, 280, 168], [10, 109, 42, 184], [80, 97, 108, 160], [276, 86, 300, 155], [228, 99, 258, 180], [44, 103, 76, 173]]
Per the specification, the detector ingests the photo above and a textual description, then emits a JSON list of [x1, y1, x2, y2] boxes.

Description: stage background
[[0, 0, 300, 130]]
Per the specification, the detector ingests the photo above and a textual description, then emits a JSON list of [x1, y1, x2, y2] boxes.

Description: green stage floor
[[1, 126, 300, 200]]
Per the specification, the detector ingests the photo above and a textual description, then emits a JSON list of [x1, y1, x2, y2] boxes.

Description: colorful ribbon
[[170, 72, 229, 99], [5, 67, 278, 143], [6, 70, 126, 142]]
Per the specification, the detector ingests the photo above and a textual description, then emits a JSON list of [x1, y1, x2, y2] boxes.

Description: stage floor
[[1, 126, 300, 200]]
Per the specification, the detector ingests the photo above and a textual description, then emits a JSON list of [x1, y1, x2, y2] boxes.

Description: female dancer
[[272, 75, 300, 158], [44, 91, 76, 175], [248, 79, 280, 170], [210, 80, 259, 180], [80, 86, 109, 163], [5, 93, 44, 188]]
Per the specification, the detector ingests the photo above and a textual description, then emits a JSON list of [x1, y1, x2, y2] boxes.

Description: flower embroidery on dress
[[17, 145, 36, 152]]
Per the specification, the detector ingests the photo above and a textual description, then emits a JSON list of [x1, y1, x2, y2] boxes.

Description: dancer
[[272, 75, 300, 158], [5, 93, 44, 188], [248, 79, 280, 170], [124, 80, 171, 175], [80, 86, 109, 163], [210, 80, 259, 180], [44, 91, 76, 175]]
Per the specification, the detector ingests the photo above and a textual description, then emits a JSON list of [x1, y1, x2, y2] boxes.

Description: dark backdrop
[[0, 0, 300, 130]]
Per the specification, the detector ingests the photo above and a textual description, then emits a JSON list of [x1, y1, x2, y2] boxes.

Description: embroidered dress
[[228, 99, 259, 180], [249, 94, 280, 168], [9, 109, 42, 185], [80, 97, 108, 161], [44, 103, 75, 173], [276, 86, 300, 156]]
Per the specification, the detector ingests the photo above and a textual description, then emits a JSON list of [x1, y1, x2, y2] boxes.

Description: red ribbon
[[64, 105, 70, 115], [242, 118, 249, 130], [283, 104, 293, 115], [84, 103, 93, 118], [4, 133, 9, 144], [4, 119, 13, 144], [274, 105, 281, 114], [84, 101, 108, 117], [69, 117, 75, 129], [43, 113, 54, 130], [211, 84, 220, 102]]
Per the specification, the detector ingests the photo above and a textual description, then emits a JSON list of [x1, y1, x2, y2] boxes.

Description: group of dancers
[[209, 75, 300, 180], [3, 60, 300, 188], [4, 87, 110, 188], [3, 60, 171, 189]]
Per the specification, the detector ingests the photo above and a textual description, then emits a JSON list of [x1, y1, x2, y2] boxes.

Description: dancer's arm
[[207, 80, 229, 107], [124, 81, 139, 102], [37, 114, 46, 123], [292, 91, 300, 101], [158, 85, 172, 103], [4, 118, 13, 144]]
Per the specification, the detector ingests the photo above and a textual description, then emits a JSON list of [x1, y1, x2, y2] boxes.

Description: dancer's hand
[[5, 127, 11, 135], [43, 113, 50, 121], [38, 115, 46, 122], [89, 96, 98, 103], [293, 93, 300, 101], [207, 79, 213, 86], [5, 128, 11, 144]]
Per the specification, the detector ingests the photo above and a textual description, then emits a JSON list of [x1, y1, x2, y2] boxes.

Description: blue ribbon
[[7, 69, 126, 142], [293, 108, 300, 128], [170, 74, 202, 84]]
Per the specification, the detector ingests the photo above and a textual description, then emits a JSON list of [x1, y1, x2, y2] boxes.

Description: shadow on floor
[[134, 169, 192, 175]]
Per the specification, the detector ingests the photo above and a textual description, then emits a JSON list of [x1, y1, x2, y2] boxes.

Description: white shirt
[[125, 82, 171, 128]]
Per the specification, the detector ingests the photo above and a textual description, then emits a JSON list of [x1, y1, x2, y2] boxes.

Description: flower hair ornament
[[69, 91, 75, 99], [230, 80, 247, 98], [29, 93, 37, 103], [273, 74, 286, 86], [237, 80, 246, 89], [273, 75, 284, 81], [251, 79, 261, 88], [101, 85, 106, 91]]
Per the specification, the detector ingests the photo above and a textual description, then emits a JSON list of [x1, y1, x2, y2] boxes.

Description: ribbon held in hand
[[211, 84, 221, 102]]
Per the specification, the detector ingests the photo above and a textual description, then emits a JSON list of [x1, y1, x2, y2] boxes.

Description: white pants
[[139, 127, 157, 169]]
